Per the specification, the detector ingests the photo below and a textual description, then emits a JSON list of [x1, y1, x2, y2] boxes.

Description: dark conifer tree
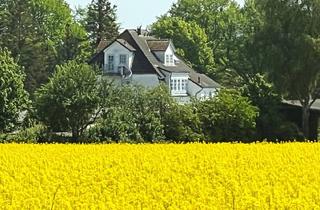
[[85, 0, 119, 51]]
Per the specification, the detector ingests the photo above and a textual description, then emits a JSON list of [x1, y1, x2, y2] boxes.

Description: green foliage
[[241, 74, 299, 140], [197, 89, 259, 141], [167, 0, 244, 79], [87, 84, 204, 143], [151, 17, 215, 76], [84, 0, 119, 51], [0, 0, 90, 93], [0, 124, 46, 143], [94, 85, 165, 142], [253, 0, 320, 138], [163, 103, 205, 142], [0, 49, 29, 132], [35, 61, 108, 141]]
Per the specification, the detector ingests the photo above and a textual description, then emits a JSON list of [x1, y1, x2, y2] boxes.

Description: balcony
[[102, 64, 132, 79]]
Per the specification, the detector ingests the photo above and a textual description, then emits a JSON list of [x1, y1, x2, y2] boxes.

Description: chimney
[[137, 26, 142, 35]]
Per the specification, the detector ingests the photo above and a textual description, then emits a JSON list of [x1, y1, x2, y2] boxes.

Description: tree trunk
[[72, 128, 79, 143], [302, 104, 310, 139]]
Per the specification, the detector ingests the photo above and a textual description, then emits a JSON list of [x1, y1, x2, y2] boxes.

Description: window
[[169, 55, 174, 64], [170, 77, 188, 95], [108, 55, 114, 71], [165, 54, 174, 66], [119, 54, 127, 65], [182, 79, 187, 90]]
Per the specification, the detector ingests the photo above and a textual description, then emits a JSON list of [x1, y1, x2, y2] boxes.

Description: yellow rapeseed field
[[1, 143, 320, 209]]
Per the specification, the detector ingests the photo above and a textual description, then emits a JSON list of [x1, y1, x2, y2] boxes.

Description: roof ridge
[[127, 30, 165, 78]]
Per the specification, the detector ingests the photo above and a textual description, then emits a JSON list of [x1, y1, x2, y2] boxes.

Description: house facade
[[90, 29, 221, 103]]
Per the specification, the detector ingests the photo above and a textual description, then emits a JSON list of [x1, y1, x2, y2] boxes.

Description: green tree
[[0, 0, 90, 93], [147, 84, 204, 142], [254, 0, 320, 138], [241, 74, 285, 140], [168, 0, 243, 75], [0, 49, 29, 132], [35, 61, 109, 141], [197, 89, 258, 141], [96, 85, 165, 142], [151, 17, 215, 76], [85, 0, 119, 51], [58, 22, 91, 63]]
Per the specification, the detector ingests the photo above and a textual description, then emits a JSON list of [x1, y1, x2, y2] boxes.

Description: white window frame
[[165, 54, 174, 66], [170, 76, 188, 96]]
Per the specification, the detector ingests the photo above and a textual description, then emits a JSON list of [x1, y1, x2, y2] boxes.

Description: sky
[[66, 0, 244, 29]]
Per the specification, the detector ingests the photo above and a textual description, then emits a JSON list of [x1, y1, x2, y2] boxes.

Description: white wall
[[197, 88, 218, 100], [131, 74, 159, 88], [104, 42, 134, 72], [101, 74, 159, 88]]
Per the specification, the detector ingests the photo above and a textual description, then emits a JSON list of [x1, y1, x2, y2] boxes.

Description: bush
[[197, 89, 259, 142], [92, 85, 165, 143], [0, 124, 46, 143]]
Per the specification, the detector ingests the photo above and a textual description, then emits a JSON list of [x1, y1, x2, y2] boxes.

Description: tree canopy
[[252, 0, 320, 138], [35, 61, 109, 141], [151, 17, 215, 76], [84, 0, 119, 51], [0, 0, 90, 93], [0, 49, 29, 132]]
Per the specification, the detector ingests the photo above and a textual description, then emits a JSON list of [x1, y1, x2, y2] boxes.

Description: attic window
[[165, 54, 174, 66]]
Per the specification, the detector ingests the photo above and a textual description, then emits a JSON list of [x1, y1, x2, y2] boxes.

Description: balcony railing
[[102, 64, 132, 79]]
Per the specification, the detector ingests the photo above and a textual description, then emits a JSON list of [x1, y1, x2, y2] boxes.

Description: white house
[[90, 29, 221, 103]]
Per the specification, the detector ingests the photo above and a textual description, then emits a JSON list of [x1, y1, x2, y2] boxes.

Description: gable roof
[[90, 29, 220, 88], [147, 40, 170, 51], [116, 39, 136, 52], [96, 40, 110, 53], [94, 39, 136, 55]]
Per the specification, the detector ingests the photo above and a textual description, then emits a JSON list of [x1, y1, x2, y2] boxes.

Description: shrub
[[197, 89, 259, 142]]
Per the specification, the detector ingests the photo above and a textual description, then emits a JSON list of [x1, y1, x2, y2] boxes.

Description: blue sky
[[66, 0, 244, 29]]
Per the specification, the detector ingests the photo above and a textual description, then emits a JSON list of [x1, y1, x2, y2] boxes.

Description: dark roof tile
[[147, 40, 170, 51]]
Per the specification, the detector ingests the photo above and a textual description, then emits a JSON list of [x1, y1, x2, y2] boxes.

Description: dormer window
[[165, 54, 174, 66]]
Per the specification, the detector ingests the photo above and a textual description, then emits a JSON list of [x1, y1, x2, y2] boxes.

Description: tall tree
[[169, 0, 243, 75], [253, 0, 320, 138], [85, 0, 119, 51], [35, 61, 110, 142], [0, 0, 90, 93], [151, 17, 215, 77], [0, 49, 29, 132]]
